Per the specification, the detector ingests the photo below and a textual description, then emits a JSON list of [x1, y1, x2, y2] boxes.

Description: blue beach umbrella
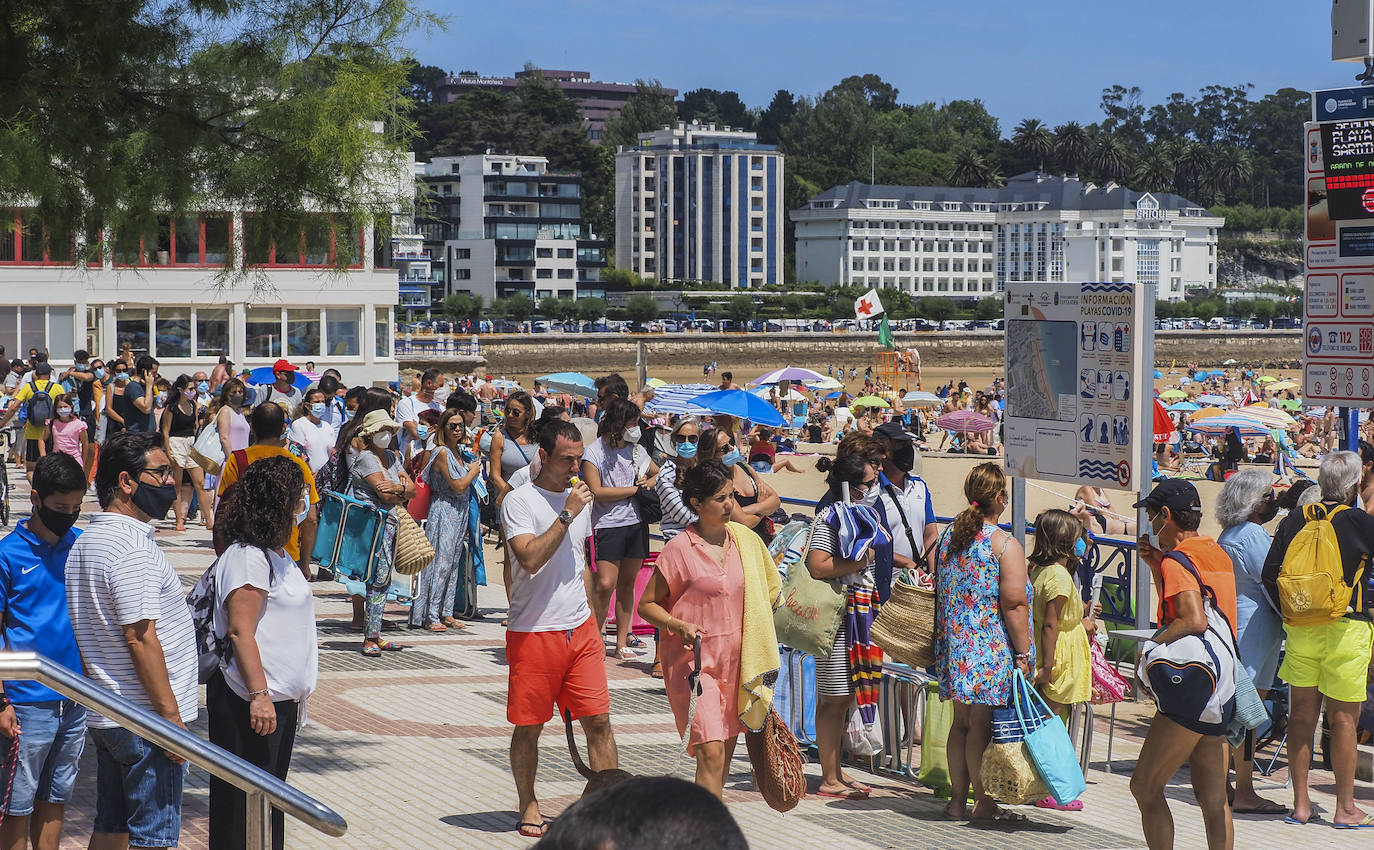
[[1167, 402, 1200, 412], [687, 388, 787, 427], [1153, 370, 1163, 379], [246, 366, 311, 391], [537, 372, 596, 396]]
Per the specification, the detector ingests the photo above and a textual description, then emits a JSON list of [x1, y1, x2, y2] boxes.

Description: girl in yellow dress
[[1028, 509, 1094, 811]]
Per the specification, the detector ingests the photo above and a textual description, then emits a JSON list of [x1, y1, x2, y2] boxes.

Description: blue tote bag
[[1013, 670, 1086, 805]]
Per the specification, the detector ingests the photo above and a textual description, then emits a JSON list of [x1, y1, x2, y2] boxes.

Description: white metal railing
[[0, 653, 346, 848]]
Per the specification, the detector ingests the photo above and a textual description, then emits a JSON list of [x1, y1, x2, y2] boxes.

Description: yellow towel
[[727, 521, 783, 732]]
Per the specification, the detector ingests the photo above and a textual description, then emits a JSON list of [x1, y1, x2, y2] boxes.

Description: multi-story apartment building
[[791, 172, 1224, 301], [615, 122, 785, 289], [416, 153, 606, 304], [434, 69, 677, 143]]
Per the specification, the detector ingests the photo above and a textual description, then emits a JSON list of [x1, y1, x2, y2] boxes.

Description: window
[[245, 307, 282, 358], [536, 268, 552, 279], [557, 269, 574, 279], [47, 307, 74, 357], [243, 213, 353, 267], [455, 247, 471, 259], [286, 309, 320, 357], [375, 307, 391, 358], [155, 308, 191, 358], [196, 309, 229, 356], [325, 309, 359, 356], [536, 247, 553, 258], [116, 308, 151, 357], [557, 247, 573, 259], [454, 269, 471, 280]]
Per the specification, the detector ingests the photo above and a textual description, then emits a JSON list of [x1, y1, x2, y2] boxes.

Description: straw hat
[[358, 409, 401, 437]]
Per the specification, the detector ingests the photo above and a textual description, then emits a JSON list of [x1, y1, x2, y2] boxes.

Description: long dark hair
[[209, 377, 246, 417], [503, 391, 537, 442], [596, 398, 640, 443], [681, 461, 732, 513], [333, 386, 394, 486], [215, 456, 305, 559]]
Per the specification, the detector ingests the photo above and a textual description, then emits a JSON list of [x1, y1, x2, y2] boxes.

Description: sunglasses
[[672, 434, 699, 444], [445, 422, 463, 431]]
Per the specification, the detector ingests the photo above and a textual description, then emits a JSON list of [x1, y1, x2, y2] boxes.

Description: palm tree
[[1176, 141, 1215, 202], [1090, 133, 1132, 182], [947, 146, 998, 187], [1053, 121, 1090, 174], [1212, 146, 1253, 204], [1012, 118, 1054, 168], [1131, 144, 1176, 194]]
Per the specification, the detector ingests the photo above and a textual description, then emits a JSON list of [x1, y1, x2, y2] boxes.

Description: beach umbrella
[[1153, 370, 1164, 379], [1160, 389, 1187, 400], [687, 389, 788, 427], [822, 390, 844, 400], [246, 366, 311, 391], [645, 377, 666, 388], [1167, 401, 1200, 412], [646, 383, 716, 415], [1153, 398, 1176, 444], [1256, 375, 1277, 384], [1189, 407, 1227, 421], [934, 410, 995, 433], [1196, 394, 1233, 407], [750, 366, 827, 386], [851, 395, 890, 408], [1267, 381, 1298, 391], [1277, 398, 1303, 411], [1222, 359, 1237, 366], [1209, 369, 1227, 378], [903, 390, 943, 406], [537, 371, 596, 396], [491, 379, 521, 391], [1193, 371, 1208, 381], [806, 377, 845, 390], [1232, 406, 1298, 430], [751, 386, 806, 402], [1185, 416, 1272, 438]]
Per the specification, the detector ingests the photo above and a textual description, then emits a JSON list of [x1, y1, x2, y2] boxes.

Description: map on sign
[[1003, 282, 1150, 491]]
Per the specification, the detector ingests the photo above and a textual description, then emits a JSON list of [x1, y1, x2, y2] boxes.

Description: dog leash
[[0, 729, 18, 831], [672, 635, 703, 777]]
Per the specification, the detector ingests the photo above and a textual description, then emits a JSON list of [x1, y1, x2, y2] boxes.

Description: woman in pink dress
[[639, 461, 750, 797]]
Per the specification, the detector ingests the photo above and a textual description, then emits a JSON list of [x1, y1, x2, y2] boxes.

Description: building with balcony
[[0, 208, 400, 384], [615, 122, 785, 289], [434, 69, 677, 143], [790, 173, 1223, 301], [416, 153, 607, 304]]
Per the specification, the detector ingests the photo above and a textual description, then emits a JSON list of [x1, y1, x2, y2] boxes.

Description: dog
[[565, 709, 633, 796]]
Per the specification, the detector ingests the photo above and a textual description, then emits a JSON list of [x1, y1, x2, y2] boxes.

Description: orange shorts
[[506, 616, 610, 726]]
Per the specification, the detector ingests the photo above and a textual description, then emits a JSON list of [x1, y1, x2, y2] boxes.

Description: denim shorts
[[89, 726, 185, 848], [3, 700, 87, 815]]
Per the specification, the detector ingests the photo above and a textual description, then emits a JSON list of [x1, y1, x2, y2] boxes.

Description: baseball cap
[[33, 361, 52, 375], [271, 358, 299, 373], [874, 421, 920, 443], [1133, 479, 1201, 516]]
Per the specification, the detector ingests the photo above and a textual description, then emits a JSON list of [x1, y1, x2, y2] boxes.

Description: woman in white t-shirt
[[289, 388, 337, 475], [581, 398, 659, 660], [207, 455, 318, 850]]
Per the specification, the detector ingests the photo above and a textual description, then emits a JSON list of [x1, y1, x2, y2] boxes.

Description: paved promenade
[[9, 477, 1369, 849]]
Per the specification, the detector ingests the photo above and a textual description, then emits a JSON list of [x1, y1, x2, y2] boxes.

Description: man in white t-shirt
[[501, 420, 616, 838], [395, 368, 443, 459], [66, 432, 198, 849]]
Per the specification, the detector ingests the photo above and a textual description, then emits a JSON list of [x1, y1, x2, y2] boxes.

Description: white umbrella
[[902, 391, 943, 406]]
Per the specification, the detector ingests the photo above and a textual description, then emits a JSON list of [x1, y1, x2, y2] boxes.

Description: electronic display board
[[1321, 118, 1374, 220]]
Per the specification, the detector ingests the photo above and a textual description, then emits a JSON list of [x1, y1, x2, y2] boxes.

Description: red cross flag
[[854, 288, 885, 319]]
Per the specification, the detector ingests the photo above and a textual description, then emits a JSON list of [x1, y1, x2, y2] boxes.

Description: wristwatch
[[557, 510, 573, 526]]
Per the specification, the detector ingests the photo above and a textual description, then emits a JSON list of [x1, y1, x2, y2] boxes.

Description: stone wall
[[475, 330, 1302, 374]]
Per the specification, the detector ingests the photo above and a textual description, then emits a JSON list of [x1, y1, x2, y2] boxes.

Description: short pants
[[506, 616, 610, 726], [3, 700, 86, 815], [1280, 618, 1374, 704], [89, 726, 186, 848], [593, 523, 648, 562]]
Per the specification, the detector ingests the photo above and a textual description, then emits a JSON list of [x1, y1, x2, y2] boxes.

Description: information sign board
[[1003, 282, 1151, 491]]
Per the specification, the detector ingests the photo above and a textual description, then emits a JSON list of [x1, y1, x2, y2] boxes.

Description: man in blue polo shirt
[[0, 453, 88, 850]]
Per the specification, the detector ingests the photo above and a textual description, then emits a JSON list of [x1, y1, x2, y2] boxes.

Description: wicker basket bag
[[391, 507, 435, 576], [869, 577, 937, 669]]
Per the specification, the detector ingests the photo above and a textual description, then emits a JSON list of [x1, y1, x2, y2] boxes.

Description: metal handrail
[[0, 652, 346, 846]]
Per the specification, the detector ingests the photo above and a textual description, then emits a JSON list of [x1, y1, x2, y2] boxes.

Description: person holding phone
[[122, 355, 160, 433]]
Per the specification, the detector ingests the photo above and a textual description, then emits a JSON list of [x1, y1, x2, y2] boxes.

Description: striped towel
[[831, 502, 893, 564], [827, 503, 890, 723]]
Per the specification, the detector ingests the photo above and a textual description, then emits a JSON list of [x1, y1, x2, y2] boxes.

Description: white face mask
[[372, 431, 393, 449], [858, 489, 880, 507], [623, 426, 641, 444], [295, 500, 310, 526]]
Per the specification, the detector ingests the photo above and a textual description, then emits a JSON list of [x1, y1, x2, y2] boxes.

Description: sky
[[407, 0, 1348, 133]]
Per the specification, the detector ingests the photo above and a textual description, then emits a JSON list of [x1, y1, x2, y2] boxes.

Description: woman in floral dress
[[934, 462, 1034, 823]]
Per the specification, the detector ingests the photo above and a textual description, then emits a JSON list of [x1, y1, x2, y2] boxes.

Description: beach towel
[[727, 521, 784, 732]]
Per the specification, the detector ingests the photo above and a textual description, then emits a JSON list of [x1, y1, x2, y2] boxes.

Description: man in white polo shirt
[[501, 419, 618, 839], [66, 432, 197, 850], [873, 421, 939, 570]]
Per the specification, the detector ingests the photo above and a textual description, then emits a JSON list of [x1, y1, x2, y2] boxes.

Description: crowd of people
[[0, 344, 1370, 848]]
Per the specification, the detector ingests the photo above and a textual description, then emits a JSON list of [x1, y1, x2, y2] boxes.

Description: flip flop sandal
[[426, 624, 447, 632], [360, 645, 382, 657], [516, 821, 547, 838], [816, 787, 869, 800], [375, 640, 404, 652], [627, 635, 646, 648], [1283, 813, 1323, 825], [1333, 815, 1374, 829]]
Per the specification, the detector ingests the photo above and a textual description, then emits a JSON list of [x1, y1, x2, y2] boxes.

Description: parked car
[[531, 320, 549, 334]]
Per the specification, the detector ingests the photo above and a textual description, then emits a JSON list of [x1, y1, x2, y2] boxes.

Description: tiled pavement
[[4, 474, 1370, 849]]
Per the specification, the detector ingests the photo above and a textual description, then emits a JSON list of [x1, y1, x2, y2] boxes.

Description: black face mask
[[1255, 498, 1279, 524], [36, 503, 80, 538], [892, 444, 916, 473], [131, 479, 177, 521]]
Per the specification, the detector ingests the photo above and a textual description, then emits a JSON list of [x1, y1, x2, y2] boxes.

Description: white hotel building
[[791, 172, 1224, 300]]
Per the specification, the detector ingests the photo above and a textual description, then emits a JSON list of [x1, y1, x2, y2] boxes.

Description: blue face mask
[[720, 448, 741, 466], [416, 424, 430, 439], [675, 441, 698, 459], [310, 402, 328, 419], [1073, 537, 1087, 558], [115, 372, 129, 382], [94, 368, 106, 380], [343, 408, 355, 422], [197, 381, 210, 394]]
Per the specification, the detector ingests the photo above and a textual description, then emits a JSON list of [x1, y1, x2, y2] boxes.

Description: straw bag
[[392, 506, 435, 576], [869, 571, 936, 669], [744, 705, 807, 813], [189, 421, 224, 474]]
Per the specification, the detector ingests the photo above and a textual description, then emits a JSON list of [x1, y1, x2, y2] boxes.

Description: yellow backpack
[[1276, 503, 1355, 626]]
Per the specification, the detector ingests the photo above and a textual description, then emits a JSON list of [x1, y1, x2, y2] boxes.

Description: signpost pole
[[1135, 285, 1157, 631], [1012, 477, 1026, 549]]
